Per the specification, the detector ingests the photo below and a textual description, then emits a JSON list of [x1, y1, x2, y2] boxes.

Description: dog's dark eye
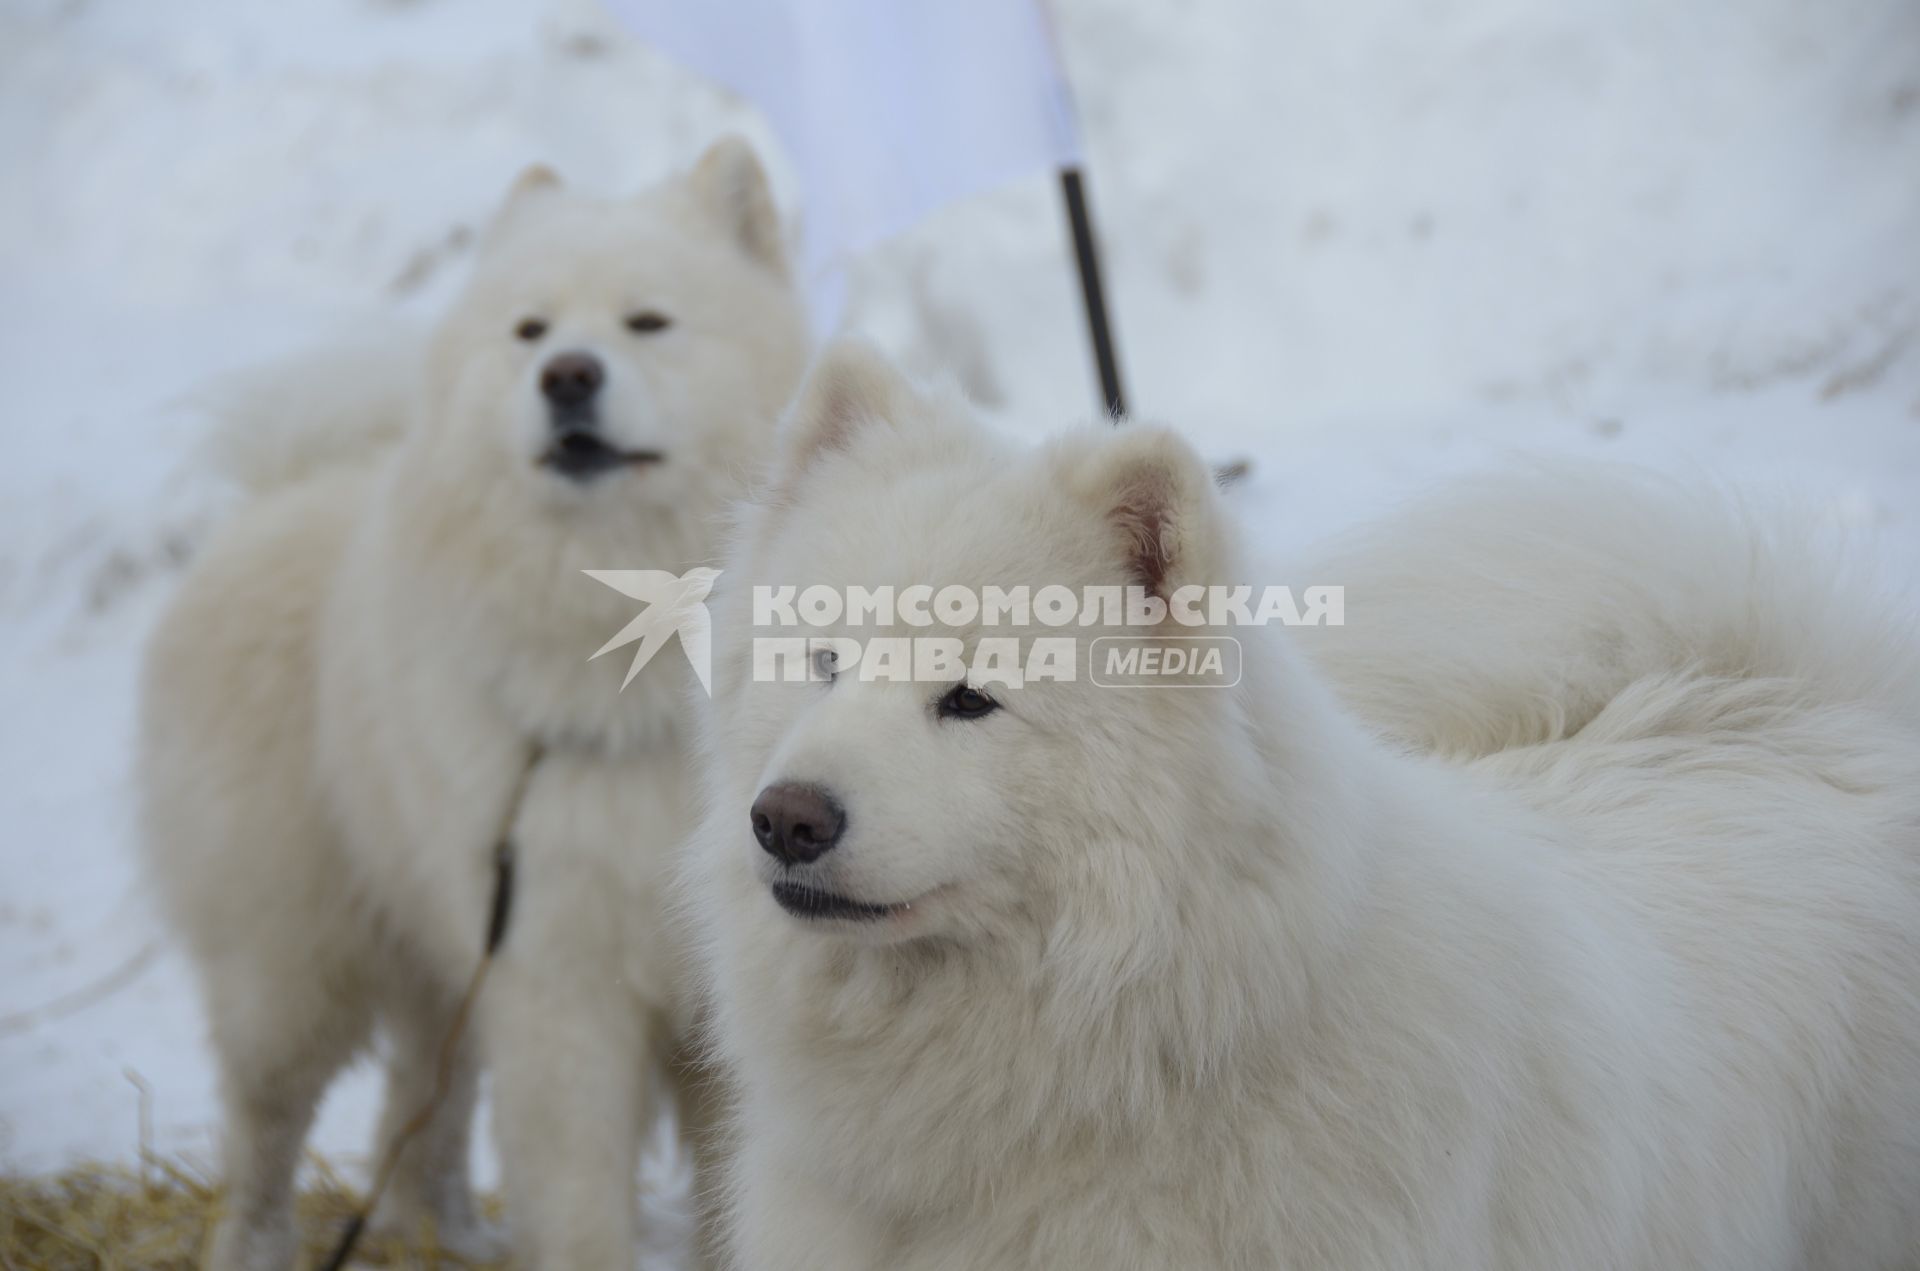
[[810, 643, 840, 682], [515, 318, 547, 342], [938, 683, 999, 720], [625, 311, 672, 334]]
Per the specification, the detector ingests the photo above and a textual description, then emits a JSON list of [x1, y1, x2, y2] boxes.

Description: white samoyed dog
[[686, 340, 1920, 1271], [139, 139, 809, 1271]]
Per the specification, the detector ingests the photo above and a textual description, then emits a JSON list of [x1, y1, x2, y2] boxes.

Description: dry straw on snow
[[0, 1017, 502, 1268], [0, 1154, 504, 1270]]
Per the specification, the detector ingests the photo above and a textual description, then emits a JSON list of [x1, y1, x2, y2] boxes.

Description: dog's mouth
[[769, 880, 900, 923], [540, 431, 667, 481]]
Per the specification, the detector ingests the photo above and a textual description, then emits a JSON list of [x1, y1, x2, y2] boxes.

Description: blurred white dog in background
[[139, 138, 808, 1271], [687, 341, 1920, 1270]]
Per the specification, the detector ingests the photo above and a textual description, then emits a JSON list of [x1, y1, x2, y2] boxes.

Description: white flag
[[606, 0, 1082, 321]]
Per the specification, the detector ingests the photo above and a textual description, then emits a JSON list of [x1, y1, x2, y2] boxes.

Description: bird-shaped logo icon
[[583, 567, 720, 694]]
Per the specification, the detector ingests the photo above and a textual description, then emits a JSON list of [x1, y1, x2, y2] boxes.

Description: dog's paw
[[432, 1214, 513, 1267], [366, 1207, 512, 1267], [206, 1210, 297, 1271]]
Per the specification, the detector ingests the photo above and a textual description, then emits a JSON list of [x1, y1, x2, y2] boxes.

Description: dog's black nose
[[541, 352, 604, 409], [751, 783, 845, 866]]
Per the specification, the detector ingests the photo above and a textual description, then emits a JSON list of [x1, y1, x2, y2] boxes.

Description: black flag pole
[[1059, 161, 1252, 483], [1058, 166, 1127, 422]]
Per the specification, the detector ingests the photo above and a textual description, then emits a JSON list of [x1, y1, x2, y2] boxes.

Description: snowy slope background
[[2, 0, 1917, 1240]]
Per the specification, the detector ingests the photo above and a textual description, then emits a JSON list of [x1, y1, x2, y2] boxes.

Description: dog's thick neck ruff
[[371, 439, 711, 756]]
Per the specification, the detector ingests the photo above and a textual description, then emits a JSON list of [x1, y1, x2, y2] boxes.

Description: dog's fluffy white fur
[[686, 341, 1920, 1270], [139, 140, 808, 1271]]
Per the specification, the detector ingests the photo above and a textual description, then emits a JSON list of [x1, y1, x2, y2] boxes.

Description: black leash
[[318, 745, 540, 1271]]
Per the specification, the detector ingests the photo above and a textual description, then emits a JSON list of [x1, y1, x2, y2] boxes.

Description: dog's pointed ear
[[1058, 425, 1221, 601], [687, 136, 786, 275], [483, 164, 562, 244], [773, 338, 922, 480]]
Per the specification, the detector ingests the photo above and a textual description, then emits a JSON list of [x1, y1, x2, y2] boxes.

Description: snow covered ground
[[2, 0, 1916, 1229]]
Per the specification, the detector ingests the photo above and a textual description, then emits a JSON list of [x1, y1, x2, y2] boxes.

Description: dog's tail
[[197, 329, 426, 499], [1292, 464, 1920, 757]]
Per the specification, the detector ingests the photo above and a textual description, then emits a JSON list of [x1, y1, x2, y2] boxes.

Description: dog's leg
[[203, 958, 369, 1271], [667, 1041, 732, 1271], [365, 976, 506, 1263], [483, 925, 647, 1270]]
